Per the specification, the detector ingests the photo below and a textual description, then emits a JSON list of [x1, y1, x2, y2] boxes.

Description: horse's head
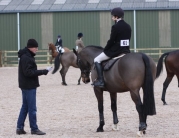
[[48, 43, 52, 54], [73, 48, 91, 84], [48, 43, 57, 54]]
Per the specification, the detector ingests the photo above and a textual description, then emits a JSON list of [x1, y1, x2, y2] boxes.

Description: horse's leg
[[50, 57, 53, 64], [60, 66, 69, 86], [77, 76, 81, 85], [94, 87, 104, 132], [161, 73, 174, 105], [130, 90, 147, 136], [110, 92, 119, 131]]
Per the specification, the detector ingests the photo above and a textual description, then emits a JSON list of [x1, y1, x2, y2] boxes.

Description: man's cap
[[27, 39, 38, 48]]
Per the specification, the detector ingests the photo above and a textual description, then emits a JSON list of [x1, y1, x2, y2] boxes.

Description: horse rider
[[55, 34, 64, 54], [75, 32, 85, 53], [92, 7, 132, 88]]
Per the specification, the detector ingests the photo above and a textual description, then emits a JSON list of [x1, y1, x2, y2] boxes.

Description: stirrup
[[92, 80, 105, 88]]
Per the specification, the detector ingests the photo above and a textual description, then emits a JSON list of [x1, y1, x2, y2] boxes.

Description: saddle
[[56, 45, 64, 53], [101, 54, 126, 71]]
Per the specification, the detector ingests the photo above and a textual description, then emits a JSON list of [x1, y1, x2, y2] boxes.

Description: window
[[0, 0, 11, 5], [111, 0, 122, 2], [32, 0, 44, 4], [145, 0, 157, 2], [54, 0, 66, 4], [88, 0, 100, 3]]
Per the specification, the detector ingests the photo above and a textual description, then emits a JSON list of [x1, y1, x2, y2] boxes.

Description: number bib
[[120, 39, 129, 47], [76, 46, 78, 50]]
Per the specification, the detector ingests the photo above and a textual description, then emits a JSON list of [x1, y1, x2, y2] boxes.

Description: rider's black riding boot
[[59, 50, 63, 55], [93, 62, 105, 88]]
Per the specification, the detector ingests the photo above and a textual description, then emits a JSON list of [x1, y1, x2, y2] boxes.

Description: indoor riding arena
[[1, 65, 179, 138], [1, 0, 179, 137]]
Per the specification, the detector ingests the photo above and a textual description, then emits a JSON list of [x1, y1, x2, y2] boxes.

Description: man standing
[[16, 39, 48, 135]]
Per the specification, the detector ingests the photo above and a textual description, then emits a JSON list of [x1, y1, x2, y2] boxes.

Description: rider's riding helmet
[[111, 7, 124, 18], [78, 33, 83, 38]]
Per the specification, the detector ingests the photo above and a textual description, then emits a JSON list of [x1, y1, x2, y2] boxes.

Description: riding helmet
[[78, 33, 83, 38], [111, 7, 124, 18]]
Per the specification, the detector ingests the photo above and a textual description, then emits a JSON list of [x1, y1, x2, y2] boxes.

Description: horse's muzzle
[[82, 77, 90, 84]]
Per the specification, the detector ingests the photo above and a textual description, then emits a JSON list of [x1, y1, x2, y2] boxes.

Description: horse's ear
[[73, 48, 78, 56]]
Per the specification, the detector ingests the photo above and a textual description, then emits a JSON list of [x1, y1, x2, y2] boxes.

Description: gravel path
[[0, 65, 179, 138]]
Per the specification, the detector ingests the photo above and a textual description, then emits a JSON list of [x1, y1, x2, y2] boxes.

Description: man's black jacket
[[18, 47, 45, 89]]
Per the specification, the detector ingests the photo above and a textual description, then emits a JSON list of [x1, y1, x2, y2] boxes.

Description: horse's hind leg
[[60, 66, 69, 86], [110, 92, 119, 131], [161, 73, 174, 105], [94, 87, 105, 132], [130, 90, 147, 135]]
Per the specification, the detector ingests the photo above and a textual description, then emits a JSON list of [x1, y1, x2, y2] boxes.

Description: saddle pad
[[102, 54, 125, 71]]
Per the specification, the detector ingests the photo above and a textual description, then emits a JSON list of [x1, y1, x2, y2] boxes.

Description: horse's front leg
[[77, 76, 81, 85], [110, 92, 119, 131], [60, 66, 69, 85], [94, 87, 104, 132], [130, 90, 147, 136]]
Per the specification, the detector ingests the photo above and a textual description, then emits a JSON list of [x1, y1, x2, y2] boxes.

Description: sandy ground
[[0, 65, 179, 138]]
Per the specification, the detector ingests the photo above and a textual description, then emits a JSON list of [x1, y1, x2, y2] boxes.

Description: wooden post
[[0, 51, 2, 67], [47, 51, 50, 65], [159, 49, 162, 58], [4, 51, 7, 67]]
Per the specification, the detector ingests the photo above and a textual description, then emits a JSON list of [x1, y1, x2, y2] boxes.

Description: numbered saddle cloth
[[102, 54, 126, 71], [56, 45, 64, 53]]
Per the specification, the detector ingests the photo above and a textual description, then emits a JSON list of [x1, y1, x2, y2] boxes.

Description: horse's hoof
[[112, 124, 119, 131], [61, 82, 67, 86], [77, 83, 80, 85], [137, 130, 145, 137], [96, 128, 104, 132], [163, 102, 167, 105]]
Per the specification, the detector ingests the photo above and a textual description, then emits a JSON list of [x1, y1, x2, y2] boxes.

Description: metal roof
[[0, 0, 179, 13]]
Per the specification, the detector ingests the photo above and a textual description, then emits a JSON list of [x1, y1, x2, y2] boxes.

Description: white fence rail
[[0, 48, 178, 67]]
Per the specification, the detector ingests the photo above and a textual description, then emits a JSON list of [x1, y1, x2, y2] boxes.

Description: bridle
[[77, 58, 91, 77], [49, 45, 57, 54]]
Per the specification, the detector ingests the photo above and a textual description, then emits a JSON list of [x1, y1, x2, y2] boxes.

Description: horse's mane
[[48, 43, 56, 50], [85, 45, 104, 50], [49, 43, 55, 47]]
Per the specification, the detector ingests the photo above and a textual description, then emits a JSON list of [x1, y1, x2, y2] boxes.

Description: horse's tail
[[141, 53, 156, 116], [52, 53, 61, 74], [156, 52, 170, 79]]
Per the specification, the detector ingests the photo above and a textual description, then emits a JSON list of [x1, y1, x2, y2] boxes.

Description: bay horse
[[73, 45, 156, 136], [156, 50, 179, 105], [48, 43, 70, 64], [52, 51, 81, 85]]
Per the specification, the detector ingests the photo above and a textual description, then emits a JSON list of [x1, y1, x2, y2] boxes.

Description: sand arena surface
[[0, 65, 179, 138]]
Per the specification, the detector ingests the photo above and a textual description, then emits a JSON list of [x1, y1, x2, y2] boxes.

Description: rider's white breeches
[[94, 52, 110, 63]]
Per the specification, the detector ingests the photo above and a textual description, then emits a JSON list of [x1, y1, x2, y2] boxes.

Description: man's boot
[[92, 62, 105, 88]]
